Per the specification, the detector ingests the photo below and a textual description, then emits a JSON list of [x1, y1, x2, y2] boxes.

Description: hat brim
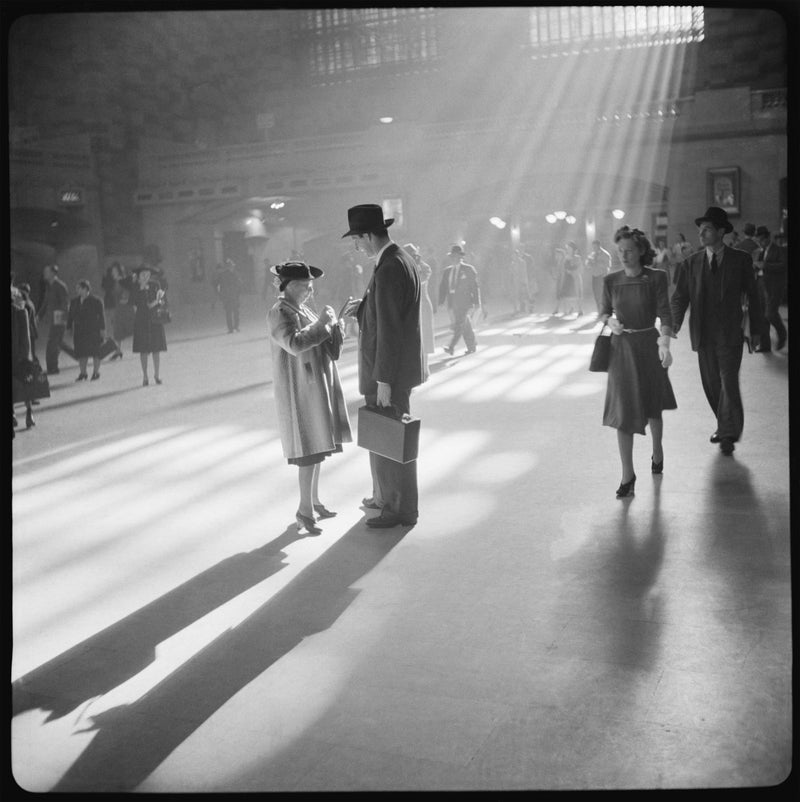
[[270, 264, 324, 279], [694, 216, 733, 234], [341, 218, 394, 238]]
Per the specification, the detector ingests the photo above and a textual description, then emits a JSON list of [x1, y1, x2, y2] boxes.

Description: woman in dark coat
[[599, 226, 676, 497], [130, 265, 167, 386], [267, 261, 352, 535], [67, 280, 106, 381]]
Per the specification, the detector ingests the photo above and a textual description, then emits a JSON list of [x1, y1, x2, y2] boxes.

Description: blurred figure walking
[[586, 239, 612, 315], [38, 264, 69, 375], [67, 280, 107, 381], [101, 262, 126, 359], [404, 243, 435, 359], [268, 261, 352, 535], [214, 257, 242, 333], [439, 244, 481, 355]]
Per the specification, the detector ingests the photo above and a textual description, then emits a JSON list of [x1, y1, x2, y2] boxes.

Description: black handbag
[[357, 405, 420, 463], [96, 337, 120, 360], [150, 302, 171, 324], [589, 324, 612, 372]]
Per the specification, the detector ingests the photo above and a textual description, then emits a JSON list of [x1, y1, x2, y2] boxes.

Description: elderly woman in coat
[[268, 261, 352, 535]]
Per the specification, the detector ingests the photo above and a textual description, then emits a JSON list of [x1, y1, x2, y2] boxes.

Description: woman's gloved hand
[[657, 335, 673, 368]]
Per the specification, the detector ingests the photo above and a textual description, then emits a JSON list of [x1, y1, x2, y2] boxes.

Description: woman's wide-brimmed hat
[[270, 261, 324, 281], [694, 206, 733, 234], [342, 204, 394, 237]]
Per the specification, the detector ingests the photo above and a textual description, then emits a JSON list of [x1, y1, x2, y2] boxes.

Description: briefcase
[[357, 405, 420, 464], [96, 337, 120, 360]]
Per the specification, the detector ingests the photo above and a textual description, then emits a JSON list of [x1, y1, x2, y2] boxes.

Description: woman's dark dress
[[131, 281, 167, 354], [600, 267, 677, 435]]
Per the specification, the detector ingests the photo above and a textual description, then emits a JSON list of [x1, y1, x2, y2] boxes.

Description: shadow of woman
[[602, 480, 667, 671], [13, 526, 307, 723], [30, 521, 409, 791]]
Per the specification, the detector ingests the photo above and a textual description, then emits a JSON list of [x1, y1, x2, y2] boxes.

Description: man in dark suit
[[342, 204, 428, 528], [670, 206, 763, 456], [752, 225, 787, 353], [438, 244, 481, 355], [38, 263, 70, 375]]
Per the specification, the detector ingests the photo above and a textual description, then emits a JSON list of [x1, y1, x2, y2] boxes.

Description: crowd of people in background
[[11, 207, 788, 448]]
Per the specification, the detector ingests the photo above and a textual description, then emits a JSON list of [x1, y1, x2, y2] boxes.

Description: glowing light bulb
[[554, 211, 567, 221], [489, 217, 506, 229], [545, 214, 557, 224], [565, 215, 576, 225], [612, 209, 625, 220]]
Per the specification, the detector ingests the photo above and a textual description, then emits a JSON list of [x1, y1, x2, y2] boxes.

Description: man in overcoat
[[751, 225, 787, 353], [670, 206, 763, 455], [215, 257, 242, 333], [38, 264, 69, 375], [342, 204, 427, 528], [438, 244, 481, 355]]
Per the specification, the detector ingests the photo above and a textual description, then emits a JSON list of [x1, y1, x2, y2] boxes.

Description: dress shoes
[[361, 497, 383, 510], [365, 512, 417, 528], [710, 433, 721, 443], [443, 346, 454, 355], [465, 346, 476, 354], [720, 438, 735, 455]]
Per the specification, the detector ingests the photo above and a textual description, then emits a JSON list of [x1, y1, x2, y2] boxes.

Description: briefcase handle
[[364, 403, 413, 423]]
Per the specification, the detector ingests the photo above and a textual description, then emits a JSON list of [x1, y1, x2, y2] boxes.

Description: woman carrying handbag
[[598, 227, 677, 498]]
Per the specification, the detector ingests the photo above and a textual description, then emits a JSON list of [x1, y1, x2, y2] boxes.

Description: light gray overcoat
[[268, 298, 352, 460]]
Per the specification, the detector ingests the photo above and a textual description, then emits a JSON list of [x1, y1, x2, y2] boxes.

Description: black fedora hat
[[342, 204, 394, 238], [269, 260, 324, 280], [448, 243, 465, 256], [694, 206, 733, 234], [755, 225, 770, 238]]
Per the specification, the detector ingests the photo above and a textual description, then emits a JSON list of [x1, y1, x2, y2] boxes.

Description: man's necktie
[[710, 253, 718, 275]]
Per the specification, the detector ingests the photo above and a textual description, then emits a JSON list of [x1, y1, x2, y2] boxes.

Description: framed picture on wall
[[707, 167, 741, 216]]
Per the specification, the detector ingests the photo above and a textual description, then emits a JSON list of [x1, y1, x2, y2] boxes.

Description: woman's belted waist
[[621, 326, 657, 334]]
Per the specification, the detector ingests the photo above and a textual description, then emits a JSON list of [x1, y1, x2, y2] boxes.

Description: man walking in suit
[[215, 257, 242, 333], [342, 204, 428, 528], [752, 225, 787, 353], [670, 206, 763, 456], [438, 244, 481, 355]]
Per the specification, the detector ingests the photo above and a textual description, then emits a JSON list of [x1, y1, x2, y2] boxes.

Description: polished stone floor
[[11, 293, 793, 791]]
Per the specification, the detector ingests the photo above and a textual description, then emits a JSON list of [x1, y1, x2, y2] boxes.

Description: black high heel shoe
[[75, 373, 88, 382], [651, 456, 663, 474], [616, 474, 636, 498], [313, 503, 337, 519], [25, 409, 35, 429], [296, 512, 322, 535]]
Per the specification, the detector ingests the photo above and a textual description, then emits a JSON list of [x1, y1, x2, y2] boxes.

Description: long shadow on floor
[[14, 519, 407, 791]]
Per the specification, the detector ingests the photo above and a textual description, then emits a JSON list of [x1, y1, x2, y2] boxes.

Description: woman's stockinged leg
[[152, 352, 160, 381], [311, 462, 322, 506], [616, 428, 635, 484], [649, 417, 664, 464], [140, 352, 149, 379], [298, 465, 315, 518]]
